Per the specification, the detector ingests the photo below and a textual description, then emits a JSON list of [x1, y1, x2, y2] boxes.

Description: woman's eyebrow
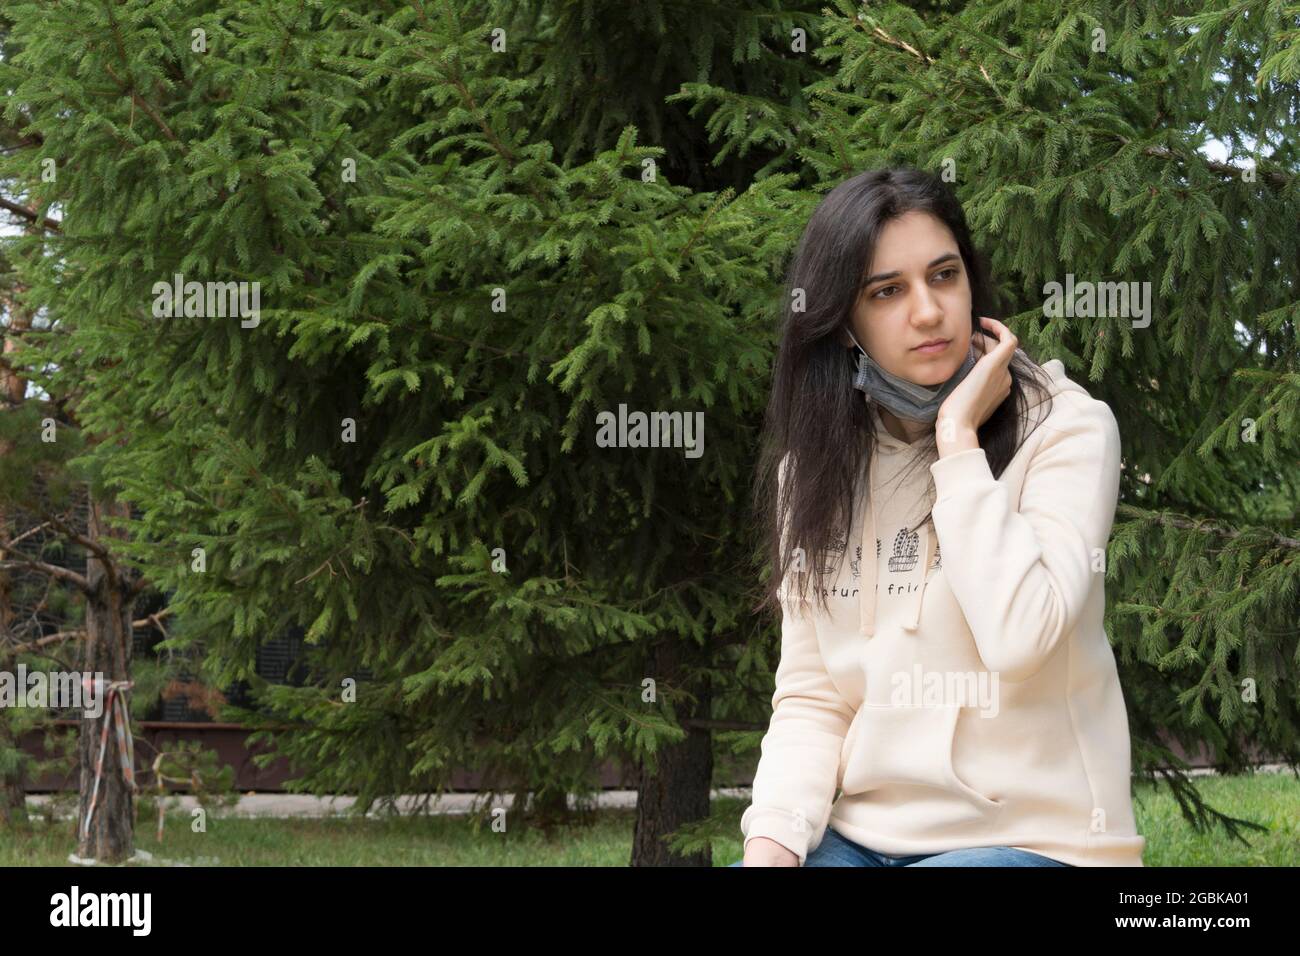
[[862, 252, 961, 286]]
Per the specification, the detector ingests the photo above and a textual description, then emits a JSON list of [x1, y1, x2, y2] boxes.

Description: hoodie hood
[[857, 354, 1072, 639]]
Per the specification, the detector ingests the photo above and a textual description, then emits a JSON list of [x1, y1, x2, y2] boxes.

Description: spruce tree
[[0, 0, 819, 864]]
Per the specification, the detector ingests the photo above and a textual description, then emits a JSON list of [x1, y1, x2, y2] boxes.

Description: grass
[[1132, 771, 1298, 866], [4, 771, 1296, 866]]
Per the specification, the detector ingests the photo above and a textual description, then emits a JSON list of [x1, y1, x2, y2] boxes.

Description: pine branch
[[3, 628, 83, 654], [4, 608, 171, 655], [102, 62, 178, 142], [0, 520, 55, 550], [1117, 504, 1300, 550], [0, 195, 61, 232], [101, 3, 178, 143], [680, 717, 766, 732], [0, 554, 92, 594], [867, 25, 936, 65], [41, 510, 113, 563], [1121, 140, 1291, 188]]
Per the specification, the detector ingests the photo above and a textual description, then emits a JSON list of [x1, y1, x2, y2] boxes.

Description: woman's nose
[[911, 283, 944, 325]]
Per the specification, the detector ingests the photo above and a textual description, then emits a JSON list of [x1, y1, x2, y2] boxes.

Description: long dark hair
[[752, 166, 1056, 619]]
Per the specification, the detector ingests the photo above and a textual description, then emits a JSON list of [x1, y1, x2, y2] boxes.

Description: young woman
[[731, 167, 1145, 867]]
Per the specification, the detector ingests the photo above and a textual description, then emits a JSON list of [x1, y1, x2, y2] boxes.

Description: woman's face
[[842, 210, 973, 387]]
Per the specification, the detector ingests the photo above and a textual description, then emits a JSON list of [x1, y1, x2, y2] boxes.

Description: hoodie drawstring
[[903, 522, 936, 632], [859, 455, 878, 637]]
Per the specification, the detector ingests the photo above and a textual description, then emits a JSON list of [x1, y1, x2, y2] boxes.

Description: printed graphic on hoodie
[[821, 529, 948, 580], [818, 520, 941, 618], [879, 531, 942, 571]]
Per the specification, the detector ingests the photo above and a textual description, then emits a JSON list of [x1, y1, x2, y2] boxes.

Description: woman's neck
[[877, 406, 933, 445]]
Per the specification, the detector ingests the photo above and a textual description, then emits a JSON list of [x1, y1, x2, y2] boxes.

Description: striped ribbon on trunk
[[79, 678, 137, 846]]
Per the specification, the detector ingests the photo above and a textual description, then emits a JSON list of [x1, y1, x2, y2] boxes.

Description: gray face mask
[[846, 326, 978, 424]]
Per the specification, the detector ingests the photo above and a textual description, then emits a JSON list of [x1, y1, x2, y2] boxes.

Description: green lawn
[[4, 772, 1296, 866]]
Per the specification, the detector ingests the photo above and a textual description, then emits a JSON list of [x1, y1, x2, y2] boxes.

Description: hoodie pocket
[[837, 702, 1001, 813]]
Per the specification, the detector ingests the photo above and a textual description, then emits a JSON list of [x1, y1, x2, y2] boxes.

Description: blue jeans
[[729, 825, 1073, 867]]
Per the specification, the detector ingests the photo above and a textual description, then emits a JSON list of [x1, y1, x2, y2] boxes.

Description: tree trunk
[[75, 495, 137, 863], [0, 291, 31, 826], [0, 635, 29, 828], [0, 711, 29, 828], [630, 637, 714, 866]]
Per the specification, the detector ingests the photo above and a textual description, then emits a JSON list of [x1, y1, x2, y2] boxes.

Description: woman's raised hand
[[935, 316, 1017, 447]]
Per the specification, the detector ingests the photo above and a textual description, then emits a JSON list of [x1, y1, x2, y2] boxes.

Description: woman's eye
[[871, 268, 959, 299]]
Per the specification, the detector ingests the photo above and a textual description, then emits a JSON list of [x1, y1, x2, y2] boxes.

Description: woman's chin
[[909, 355, 962, 386]]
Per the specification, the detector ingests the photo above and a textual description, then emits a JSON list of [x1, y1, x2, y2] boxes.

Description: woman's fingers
[[977, 316, 1018, 363]]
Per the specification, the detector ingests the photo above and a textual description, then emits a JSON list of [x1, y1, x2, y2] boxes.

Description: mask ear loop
[[845, 328, 874, 400], [844, 326, 867, 360], [846, 330, 876, 418]]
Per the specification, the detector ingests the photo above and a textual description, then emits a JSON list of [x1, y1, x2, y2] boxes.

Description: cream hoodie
[[741, 358, 1145, 866]]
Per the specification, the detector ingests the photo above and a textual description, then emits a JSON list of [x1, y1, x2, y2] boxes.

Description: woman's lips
[[913, 339, 950, 354]]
